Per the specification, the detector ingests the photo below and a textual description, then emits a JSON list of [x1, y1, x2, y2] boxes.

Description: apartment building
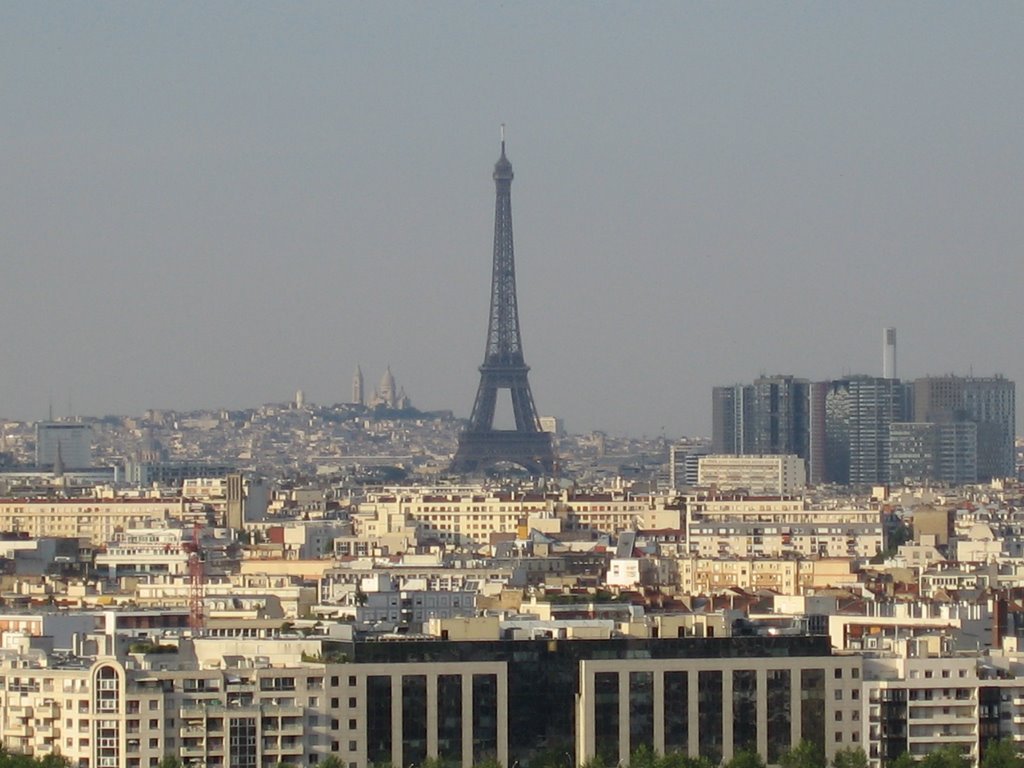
[[352, 488, 680, 545], [697, 455, 807, 495], [0, 498, 185, 545], [683, 494, 883, 560], [674, 556, 857, 595], [862, 648, 1024, 768]]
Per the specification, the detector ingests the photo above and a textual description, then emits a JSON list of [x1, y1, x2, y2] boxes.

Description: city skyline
[[2, 4, 1023, 437]]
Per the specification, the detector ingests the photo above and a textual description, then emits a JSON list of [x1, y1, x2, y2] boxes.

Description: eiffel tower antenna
[[451, 131, 556, 475]]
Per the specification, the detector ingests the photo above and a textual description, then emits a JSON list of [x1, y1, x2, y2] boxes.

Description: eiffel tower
[[451, 132, 556, 475]]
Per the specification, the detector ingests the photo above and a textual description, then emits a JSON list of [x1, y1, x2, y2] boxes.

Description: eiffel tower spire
[[451, 131, 556, 475]]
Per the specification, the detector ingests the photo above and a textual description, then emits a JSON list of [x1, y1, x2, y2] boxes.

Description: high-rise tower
[[451, 133, 555, 475]]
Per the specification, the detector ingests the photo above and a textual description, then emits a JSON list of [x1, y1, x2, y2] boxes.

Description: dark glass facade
[[403, 675, 428, 766], [332, 636, 836, 767], [438, 674, 463, 764], [733, 670, 758, 754], [979, 686, 1001, 759], [698, 670, 723, 763], [366, 675, 392, 765], [766, 669, 792, 762], [872, 688, 907, 763], [800, 669, 825, 747], [663, 670, 688, 754], [473, 673, 498, 763], [594, 672, 619, 763], [629, 671, 654, 754], [228, 716, 257, 768]]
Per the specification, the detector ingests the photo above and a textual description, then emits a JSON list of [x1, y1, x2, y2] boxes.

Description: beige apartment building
[[674, 556, 857, 595], [353, 489, 682, 545], [0, 498, 185, 545], [683, 494, 883, 560], [697, 455, 807, 494]]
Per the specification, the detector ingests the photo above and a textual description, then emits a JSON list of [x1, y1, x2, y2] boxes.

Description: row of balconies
[[179, 703, 302, 720]]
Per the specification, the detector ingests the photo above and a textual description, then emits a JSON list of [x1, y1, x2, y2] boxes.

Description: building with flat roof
[[698, 454, 806, 494], [34, 421, 92, 469], [0, 634, 860, 768]]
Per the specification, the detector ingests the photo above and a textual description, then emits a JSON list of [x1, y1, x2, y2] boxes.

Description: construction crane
[[182, 522, 205, 632]]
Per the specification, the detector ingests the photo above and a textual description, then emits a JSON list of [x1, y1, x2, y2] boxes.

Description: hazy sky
[[2, 3, 1023, 437]]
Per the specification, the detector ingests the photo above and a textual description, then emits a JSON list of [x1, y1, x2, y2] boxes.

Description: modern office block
[[824, 377, 908, 485], [889, 422, 978, 486], [913, 375, 1015, 480], [34, 421, 92, 469]]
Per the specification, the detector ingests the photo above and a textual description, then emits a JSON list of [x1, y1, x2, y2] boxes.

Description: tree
[[780, 741, 826, 768], [919, 747, 969, 768], [157, 758, 183, 768], [656, 752, 716, 768], [726, 750, 766, 768], [982, 740, 1024, 768], [630, 745, 659, 768], [580, 754, 610, 768], [890, 752, 916, 768], [832, 748, 868, 768], [313, 758, 346, 768], [0, 754, 69, 768]]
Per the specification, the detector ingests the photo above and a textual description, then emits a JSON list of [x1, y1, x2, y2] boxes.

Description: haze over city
[[2, 3, 1022, 436]]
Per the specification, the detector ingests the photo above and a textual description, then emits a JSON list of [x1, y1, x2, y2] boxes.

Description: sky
[[2, 3, 1023, 438]]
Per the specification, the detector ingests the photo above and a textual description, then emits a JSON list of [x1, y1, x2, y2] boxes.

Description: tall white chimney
[[883, 327, 897, 379]]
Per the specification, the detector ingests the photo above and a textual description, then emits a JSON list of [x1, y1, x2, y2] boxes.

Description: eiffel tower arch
[[450, 134, 556, 475]]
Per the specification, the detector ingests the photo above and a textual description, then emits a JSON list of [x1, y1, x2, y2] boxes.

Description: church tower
[[352, 365, 364, 406]]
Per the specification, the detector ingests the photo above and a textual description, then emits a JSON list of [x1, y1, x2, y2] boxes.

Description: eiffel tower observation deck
[[450, 131, 556, 475]]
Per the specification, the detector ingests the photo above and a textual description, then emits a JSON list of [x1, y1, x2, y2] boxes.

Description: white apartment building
[[95, 527, 193, 581], [697, 455, 806, 495], [862, 646, 1024, 768]]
